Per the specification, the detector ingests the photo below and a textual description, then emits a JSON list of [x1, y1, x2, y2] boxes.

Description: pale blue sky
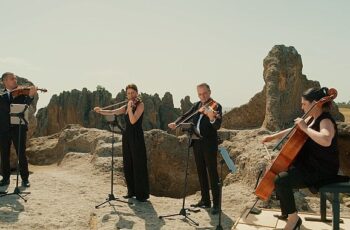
[[1, 1, 349, 109]]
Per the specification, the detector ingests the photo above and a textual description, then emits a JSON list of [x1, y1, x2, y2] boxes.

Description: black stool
[[305, 181, 350, 230]]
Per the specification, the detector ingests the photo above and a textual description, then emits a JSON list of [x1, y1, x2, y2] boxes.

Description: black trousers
[[193, 140, 220, 206], [274, 167, 308, 215], [0, 126, 29, 181], [122, 134, 150, 200]]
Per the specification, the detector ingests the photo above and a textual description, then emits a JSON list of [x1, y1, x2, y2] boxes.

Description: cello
[[255, 88, 338, 201]]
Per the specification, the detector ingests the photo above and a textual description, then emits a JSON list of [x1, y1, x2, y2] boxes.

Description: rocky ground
[[1, 123, 349, 230], [1, 153, 349, 229], [0, 153, 254, 230]]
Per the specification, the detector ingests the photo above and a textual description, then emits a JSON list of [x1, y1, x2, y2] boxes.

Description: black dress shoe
[[191, 200, 211, 208], [273, 214, 288, 220], [136, 198, 148, 202], [21, 180, 30, 187], [123, 194, 135, 199], [211, 206, 220, 215], [0, 179, 10, 186]]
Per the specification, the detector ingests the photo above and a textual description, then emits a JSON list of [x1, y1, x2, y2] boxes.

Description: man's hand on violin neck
[[168, 122, 176, 130]]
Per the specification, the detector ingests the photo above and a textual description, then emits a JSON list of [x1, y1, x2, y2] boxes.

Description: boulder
[[28, 125, 199, 197]]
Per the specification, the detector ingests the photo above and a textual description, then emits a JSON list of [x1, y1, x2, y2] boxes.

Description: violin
[[198, 98, 219, 114], [129, 96, 142, 109], [176, 98, 219, 128], [10, 86, 47, 97]]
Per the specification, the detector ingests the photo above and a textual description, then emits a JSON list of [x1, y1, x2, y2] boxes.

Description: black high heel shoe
[[292, 217, 302, 230], [273, 214, 288, 220]]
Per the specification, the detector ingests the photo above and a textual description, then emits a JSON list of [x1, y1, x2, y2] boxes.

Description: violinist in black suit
[[0, 72, 37, 187], [168, 83, 222, 215]]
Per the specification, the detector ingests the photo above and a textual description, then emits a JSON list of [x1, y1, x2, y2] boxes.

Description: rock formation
[[180, 95, 193, 114], [27, 125, 237, 197], [28, 125, 199, 197], [222, 91, 266, 129], [31, 120, 349, 197], [35, 87, 113, 137], [35, 88, 182, 137], [159, 92, 181, 131], [262, 45, 345, 130], [222, 45, 345, 131], [27, 121, 350, 205]]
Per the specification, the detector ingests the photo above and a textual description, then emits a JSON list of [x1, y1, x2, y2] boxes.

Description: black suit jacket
[[175, 100, 222, 153], [0, 89, 33, 134]]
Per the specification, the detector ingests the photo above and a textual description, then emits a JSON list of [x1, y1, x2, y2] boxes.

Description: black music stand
[[159, 122, 200, 226], [245, 145, 274, 218], [0, 104, 30, 201], [95, 115, 132, 209], [216, 147, 236, 230], [245, 171, 263, 219]]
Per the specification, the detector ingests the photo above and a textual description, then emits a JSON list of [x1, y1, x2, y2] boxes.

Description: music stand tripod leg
[[95, 121, 132, 209], [216, 160, 224, 230], [158, 124, 199, 226]]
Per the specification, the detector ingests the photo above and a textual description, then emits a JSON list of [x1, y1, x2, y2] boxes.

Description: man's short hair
[[1, 72, 15, 82], [197, 83, 211, 91]]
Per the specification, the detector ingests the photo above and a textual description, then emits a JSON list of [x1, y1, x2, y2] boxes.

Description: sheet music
[[10, 104, 29, 125]]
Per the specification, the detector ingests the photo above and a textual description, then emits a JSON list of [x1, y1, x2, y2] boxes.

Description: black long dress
[[122, 108, 150, 200]]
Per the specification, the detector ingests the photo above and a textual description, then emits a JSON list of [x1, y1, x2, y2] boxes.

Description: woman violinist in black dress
[[94, 84, 150, 202]]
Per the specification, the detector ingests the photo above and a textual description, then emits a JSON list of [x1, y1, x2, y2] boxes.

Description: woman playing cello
[[262, 87, 340, 230]]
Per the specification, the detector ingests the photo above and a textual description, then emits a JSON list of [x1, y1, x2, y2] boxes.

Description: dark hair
[[1, 72, 14, 82], [302, 87, 331, 110], [197, 83, 211, 91], [125, 83, 138, 92]]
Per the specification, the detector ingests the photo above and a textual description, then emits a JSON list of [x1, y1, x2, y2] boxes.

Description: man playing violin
[[94, 84, 150, 202], [262, 87, 341, 230], [0, 72, 37, 187], [168, 83, 222, 215]]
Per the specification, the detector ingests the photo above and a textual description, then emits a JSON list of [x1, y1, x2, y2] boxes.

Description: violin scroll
[[129, 96, 142, 109], [316, 88, 337, 108], [326, 88, 337, 100]]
